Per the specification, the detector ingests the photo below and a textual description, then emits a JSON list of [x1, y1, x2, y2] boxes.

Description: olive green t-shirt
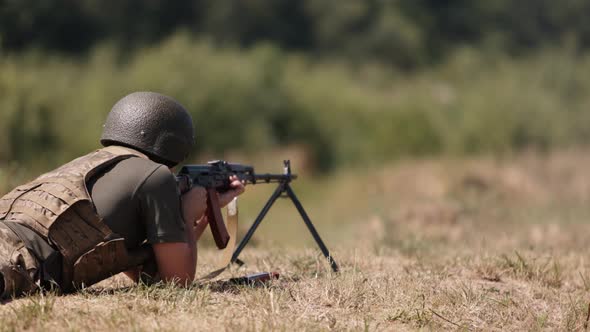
[[87, 156, 187, 249]]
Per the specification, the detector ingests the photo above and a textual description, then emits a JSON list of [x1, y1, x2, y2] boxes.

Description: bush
[[0, 34, 589, 176]]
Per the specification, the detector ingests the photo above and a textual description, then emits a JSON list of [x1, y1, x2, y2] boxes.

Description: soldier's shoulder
[[93, 156, 175, 198], [114, 157, 169, 179], [116, 157, 178, 198]]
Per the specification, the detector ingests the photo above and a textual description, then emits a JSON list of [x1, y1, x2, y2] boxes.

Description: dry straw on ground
[[2, 149, 590, 331]]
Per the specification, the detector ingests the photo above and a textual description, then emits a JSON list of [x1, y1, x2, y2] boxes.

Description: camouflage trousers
[[0, 222, 40, 299]]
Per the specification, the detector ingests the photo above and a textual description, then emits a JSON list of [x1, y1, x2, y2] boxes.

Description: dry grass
[[3, 148, 590, 331]]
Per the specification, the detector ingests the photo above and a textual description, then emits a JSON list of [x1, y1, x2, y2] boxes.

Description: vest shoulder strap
[[99, 145, 149, 159]]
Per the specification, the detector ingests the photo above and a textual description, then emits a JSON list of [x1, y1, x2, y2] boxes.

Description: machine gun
[[176, 160, 339, 272]]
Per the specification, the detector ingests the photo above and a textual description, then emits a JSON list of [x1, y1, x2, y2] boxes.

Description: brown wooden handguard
[[206, 187, 230, 249]]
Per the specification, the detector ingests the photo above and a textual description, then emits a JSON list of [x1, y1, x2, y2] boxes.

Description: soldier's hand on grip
[[218, 175, 246, 208]]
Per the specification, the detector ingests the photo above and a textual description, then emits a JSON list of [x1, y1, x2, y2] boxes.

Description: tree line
[[2, 0, 590, 67]]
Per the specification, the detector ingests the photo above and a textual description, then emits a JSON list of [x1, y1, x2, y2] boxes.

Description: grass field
[[2, 149, 590, 331]]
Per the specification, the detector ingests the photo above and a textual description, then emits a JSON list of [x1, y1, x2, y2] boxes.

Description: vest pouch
[[71, 237, 131, 289], [71, 238, 154, 289]]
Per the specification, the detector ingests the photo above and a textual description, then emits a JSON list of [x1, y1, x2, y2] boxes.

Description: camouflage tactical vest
[[0, 146, 152, 292]]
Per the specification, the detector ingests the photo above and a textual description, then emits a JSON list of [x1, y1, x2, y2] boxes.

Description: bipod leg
[[285, 184, 339, 272], [231, 182, 286, 265]]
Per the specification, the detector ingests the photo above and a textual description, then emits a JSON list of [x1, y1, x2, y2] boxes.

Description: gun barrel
[[241, 173, 297, 184], [178, 162, 298, 189]]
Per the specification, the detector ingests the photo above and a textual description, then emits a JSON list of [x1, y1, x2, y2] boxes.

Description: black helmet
[[100, 91, 195, 166]]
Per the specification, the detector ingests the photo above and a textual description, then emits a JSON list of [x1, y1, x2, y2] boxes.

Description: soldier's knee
[[0, 267, 13, 299], [0, 265, 38, 299]]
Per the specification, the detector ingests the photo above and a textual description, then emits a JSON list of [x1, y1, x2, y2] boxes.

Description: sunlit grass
[[7, 150, 590, 330]]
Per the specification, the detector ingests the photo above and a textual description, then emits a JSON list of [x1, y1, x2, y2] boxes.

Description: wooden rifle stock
[[205, 187, 230, 249]]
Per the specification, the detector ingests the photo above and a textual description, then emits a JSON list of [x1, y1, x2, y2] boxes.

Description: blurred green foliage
[[0, 1, 589, 178], [0, 35, 589, 173]]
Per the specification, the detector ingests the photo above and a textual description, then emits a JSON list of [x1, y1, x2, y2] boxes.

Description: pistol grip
[[206, 188, 230, 249]]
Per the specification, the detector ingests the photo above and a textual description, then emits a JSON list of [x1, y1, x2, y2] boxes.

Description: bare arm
[[194, 215, 209, 241], [150, 186, 206, 285], [124, 223, 197, 284], [135, 175, 244, 285], [123, 268, 139, 282]]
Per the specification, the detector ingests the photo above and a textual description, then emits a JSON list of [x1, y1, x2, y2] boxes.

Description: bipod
[[231, 161, 339, 272]]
